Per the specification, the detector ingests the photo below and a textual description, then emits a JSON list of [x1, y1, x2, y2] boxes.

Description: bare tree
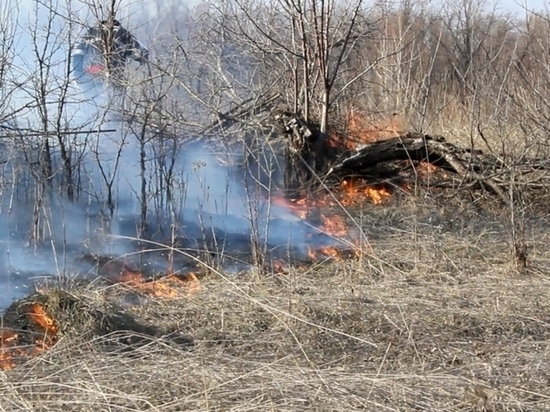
[[215, 0, 380, 159]]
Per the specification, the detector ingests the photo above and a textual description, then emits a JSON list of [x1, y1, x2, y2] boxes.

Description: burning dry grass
[[0, 278, 195, 372], [1, 200, 550, 411], [328, 109, 405, 150], [0, 301, 60, 371], [341, 177, 393, 205], [112, 269, 201, 299], [0, 264, 201, 370]]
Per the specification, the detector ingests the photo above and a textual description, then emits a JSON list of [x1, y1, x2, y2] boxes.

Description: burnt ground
[[1, 188, 550, 411]]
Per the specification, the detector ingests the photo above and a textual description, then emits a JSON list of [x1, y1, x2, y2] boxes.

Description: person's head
[[100, 19, 121, 27]]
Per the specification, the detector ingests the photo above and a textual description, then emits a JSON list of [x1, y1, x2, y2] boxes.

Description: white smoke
[[0, 0, 326, 312]]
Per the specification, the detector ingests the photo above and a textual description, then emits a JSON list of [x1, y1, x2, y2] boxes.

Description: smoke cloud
[[0, 0, 337, 311]]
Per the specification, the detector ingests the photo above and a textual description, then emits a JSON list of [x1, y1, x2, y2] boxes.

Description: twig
[[0, 128, 117, 139]]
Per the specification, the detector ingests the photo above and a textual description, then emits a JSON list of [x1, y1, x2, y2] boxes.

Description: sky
[[493, 0, 548, 14], [10, 0, 550, 17]]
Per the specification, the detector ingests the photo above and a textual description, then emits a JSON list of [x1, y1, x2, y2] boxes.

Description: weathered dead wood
[[272, 104, 315, 152], [270, 105, 319, 189], [329, 133, 470, 172], [325, 132, 543, 204]]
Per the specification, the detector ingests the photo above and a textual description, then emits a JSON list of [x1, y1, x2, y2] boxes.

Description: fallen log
[[325, 132, 546, 204], [328, 133, 476, 172]]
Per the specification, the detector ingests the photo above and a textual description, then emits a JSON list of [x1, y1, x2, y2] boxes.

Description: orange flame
[[1, 304, 61, 371], [272, 178, 393, 225], [306, 245, 343, 261], [365, 186, 391, 205], [307, 246, 317, 261], [114, 266, 144, 283], [349, 110, 403, 146], [318, 246, 341, 259], [131, 279, 179, 298], [328, 110, 404, 150], [117, 267, 201, 298], [0, 350, 16, 370], [0, 271, 202, 371], [28, 303, 58, 336], [0, 329, 19, 370], [341, 178, 392, 205], [320, 214, 348, 237]]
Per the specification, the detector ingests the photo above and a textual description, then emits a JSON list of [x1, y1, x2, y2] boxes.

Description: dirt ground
[[1, 194, 549, 411]]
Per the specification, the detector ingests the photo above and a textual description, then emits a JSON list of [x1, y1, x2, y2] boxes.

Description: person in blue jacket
[[72, 18, 149, 87]]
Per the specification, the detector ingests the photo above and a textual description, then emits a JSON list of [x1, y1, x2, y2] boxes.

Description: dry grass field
[[1, 194, 549, 412], [3, 0, 550, 410]]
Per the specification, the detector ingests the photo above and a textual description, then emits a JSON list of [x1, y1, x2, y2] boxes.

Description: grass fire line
[[0, 179, 381, 372], [0, 269, 201, 371], [0, 119, 521, 373]]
